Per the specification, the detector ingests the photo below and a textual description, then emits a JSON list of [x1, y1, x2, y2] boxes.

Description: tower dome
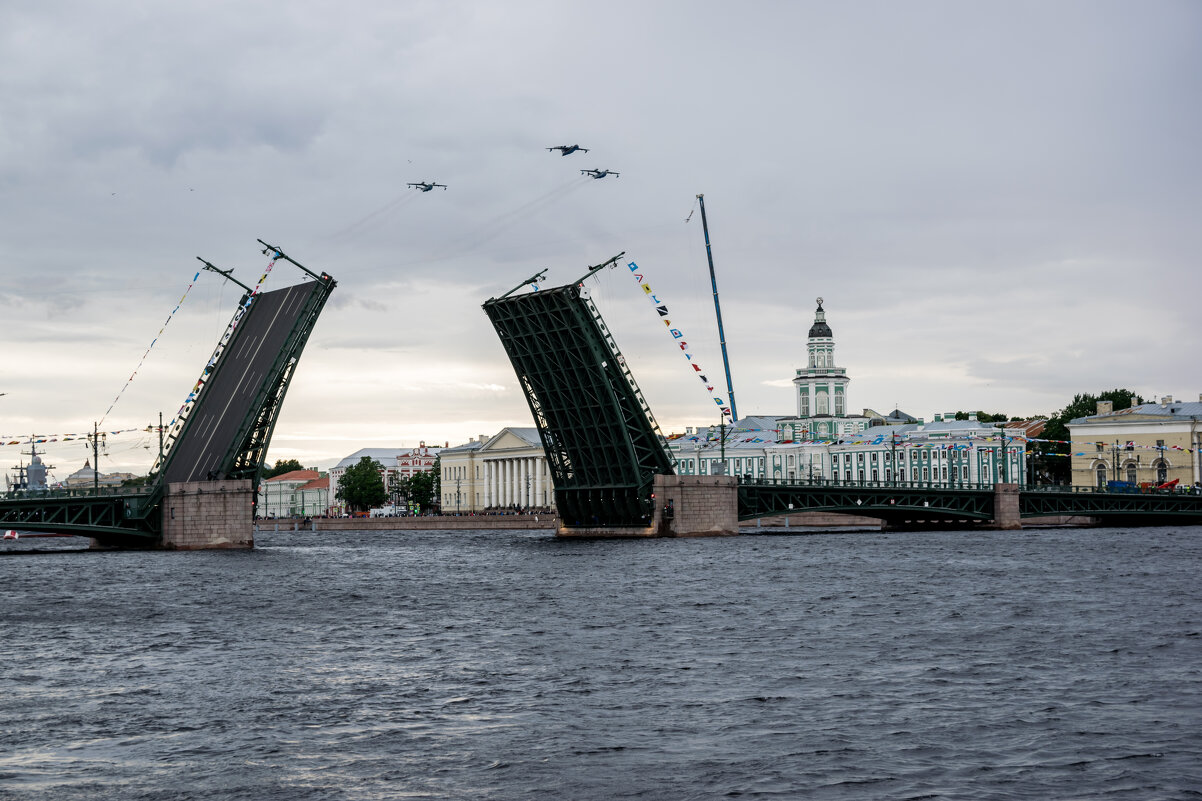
[[808, 298, 832, 338]]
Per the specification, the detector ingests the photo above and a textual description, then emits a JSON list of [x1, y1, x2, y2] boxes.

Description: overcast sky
[[3, 0, 1199, 476]]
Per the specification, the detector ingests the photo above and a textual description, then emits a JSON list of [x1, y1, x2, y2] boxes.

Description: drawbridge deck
[[484, 276, 675, 527], [1, 246, 335, 545]]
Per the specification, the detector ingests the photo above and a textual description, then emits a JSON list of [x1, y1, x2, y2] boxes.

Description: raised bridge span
[[0, 245, 335, 547], [484, 269, 1202, 535]]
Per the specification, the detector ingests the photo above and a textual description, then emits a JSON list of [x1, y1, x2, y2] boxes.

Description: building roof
[[1071, 400, 1202, 425], [299, 476, 329, 491], [807, 300, 833, 338], [332, 448, 409, 470], [441, 440, 485, 455], [265, 469, 320, 483], [1005, 419, 1047, 438]]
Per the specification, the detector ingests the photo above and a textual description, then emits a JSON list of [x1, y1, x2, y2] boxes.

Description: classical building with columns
[[439, 428, 555, 512]]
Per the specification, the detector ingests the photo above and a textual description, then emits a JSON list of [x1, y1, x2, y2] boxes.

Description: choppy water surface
[[1, 526, 1200, 800]]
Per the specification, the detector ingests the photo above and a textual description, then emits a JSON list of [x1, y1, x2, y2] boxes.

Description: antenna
[[257, 239, 333, 284], [197, 257, 252, 294], [696, 194, 738, 421]]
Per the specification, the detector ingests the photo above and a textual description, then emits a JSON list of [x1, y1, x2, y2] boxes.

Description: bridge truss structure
[[483, 269, 675, 528], [1, 244, 335, 546], [737, 478, 1202, 526]]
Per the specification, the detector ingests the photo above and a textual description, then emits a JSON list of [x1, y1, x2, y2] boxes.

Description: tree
[[408, 458, 440, 514], [1033, 389, 1144, 484], [264, 458, 305, 478], [336, 457, 387, 513]]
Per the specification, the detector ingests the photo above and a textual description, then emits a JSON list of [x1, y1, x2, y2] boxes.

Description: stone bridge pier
[[557, 474, 738, 538], [161, 479, 255, 549]]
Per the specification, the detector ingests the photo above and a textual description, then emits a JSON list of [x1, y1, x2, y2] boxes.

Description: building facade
[[258, 469, 322, 518], [327, 444, 443, 516], [439, 428, 555, 512], [670, 415, 1027, 487], [1068, 396, 1202, 489]]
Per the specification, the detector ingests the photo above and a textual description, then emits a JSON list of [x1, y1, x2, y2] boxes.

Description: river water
[[1, 526, 1199, 800]]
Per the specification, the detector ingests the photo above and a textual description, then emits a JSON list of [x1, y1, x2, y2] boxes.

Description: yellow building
[[1068, 396, 1202, 489], [439, 428, 554, 513]]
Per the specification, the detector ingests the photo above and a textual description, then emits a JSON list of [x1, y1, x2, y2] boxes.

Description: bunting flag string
[[98, 270, 203, 425], [169, 252, 282, 432], [626, 259, 731, 418], [663, 428, 1197, 455], [0, 428, 151, 446]]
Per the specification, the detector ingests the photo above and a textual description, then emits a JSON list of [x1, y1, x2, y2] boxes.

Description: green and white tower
[[792, 298, 850, 437]]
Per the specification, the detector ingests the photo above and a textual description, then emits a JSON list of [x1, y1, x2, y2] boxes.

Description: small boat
[[3, 530, 18, 540]]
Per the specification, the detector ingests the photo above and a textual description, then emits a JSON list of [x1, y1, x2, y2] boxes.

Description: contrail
[[325, 191, 420, 241]]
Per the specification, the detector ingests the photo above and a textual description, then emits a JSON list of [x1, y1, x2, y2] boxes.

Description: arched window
[[1155, 460, 1168, 484], [816, 391, 829, 415], [1126, 463, 1137, 484], [1096, 465, 1107, 488]]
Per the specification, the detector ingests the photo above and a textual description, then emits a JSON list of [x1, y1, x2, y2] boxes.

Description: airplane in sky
[[547, 144, 589, 156], [581, 169, 619, 180], [407, 181, 447, 192]]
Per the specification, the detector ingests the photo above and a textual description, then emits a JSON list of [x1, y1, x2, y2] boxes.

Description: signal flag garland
[[98, 270, 203, 425], [627, 259, 731, 418]]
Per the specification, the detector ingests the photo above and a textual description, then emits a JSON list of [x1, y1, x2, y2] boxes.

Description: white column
[[535, 457, 543, 508], [512, 454, 521, 505], [485, 461, 492, 508], [504, 460, 512, 507], [520, 458, 529, 507]]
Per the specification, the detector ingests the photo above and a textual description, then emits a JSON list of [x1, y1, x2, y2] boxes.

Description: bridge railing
[[739, 477, 997, 492], [1023, 483, 1201, 496], [2, 484, 153, 501]]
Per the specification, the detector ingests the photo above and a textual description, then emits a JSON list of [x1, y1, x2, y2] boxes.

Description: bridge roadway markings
[[165, 285, 310, 484]]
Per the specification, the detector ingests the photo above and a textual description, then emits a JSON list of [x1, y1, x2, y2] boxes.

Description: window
[[799, 393, 809, 417], [816, 391, 829, 415], [872, 469, 878, 482], [922, 468, 929, 482], [1156, 439, 1164, 448], [1156, 460, 1168, 484], [1096, 465, 1106, 488], [942, 467, 948, 481], [899, 469, 906, 482], [835, 394, 845, 416], [1096, 443, 1104, 452]]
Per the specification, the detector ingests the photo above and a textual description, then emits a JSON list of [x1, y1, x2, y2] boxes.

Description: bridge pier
[[990, 482, 1021, 530], [555, 474, 738, 538], [161, 479, 255, 549]]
